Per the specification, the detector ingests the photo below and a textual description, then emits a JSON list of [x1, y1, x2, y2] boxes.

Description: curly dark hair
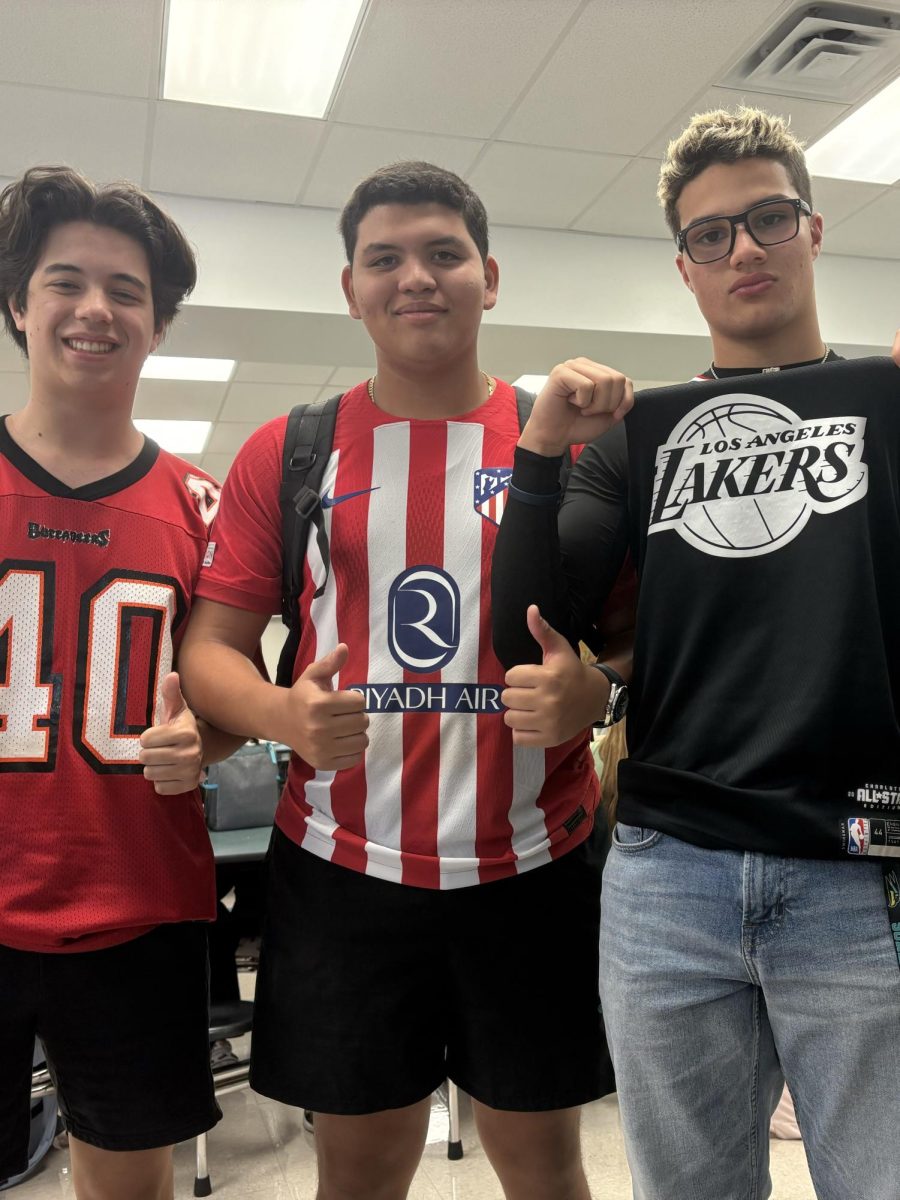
[[339, 161, 489, 264], [0, 165, 197, 354]]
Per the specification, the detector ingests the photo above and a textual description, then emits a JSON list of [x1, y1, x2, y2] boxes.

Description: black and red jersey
[[0, 418, 220, 952]]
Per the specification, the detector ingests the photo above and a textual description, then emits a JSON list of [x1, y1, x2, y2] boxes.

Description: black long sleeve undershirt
[[492, 422, 630, 668]]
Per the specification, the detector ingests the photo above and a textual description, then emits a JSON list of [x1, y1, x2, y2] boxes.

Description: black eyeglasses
[[676, 198, 813, 264]]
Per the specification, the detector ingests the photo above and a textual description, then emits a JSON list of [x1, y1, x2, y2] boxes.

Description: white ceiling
[[1, 0, 899, 476]]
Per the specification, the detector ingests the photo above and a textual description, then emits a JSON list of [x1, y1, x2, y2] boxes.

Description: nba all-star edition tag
[[648, 394, 867, 557]]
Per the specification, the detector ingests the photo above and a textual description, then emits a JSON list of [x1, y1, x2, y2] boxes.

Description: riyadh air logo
[[648, 395, 867, 558], [474, 468, 512, 527], [387, 565, 460, 672]]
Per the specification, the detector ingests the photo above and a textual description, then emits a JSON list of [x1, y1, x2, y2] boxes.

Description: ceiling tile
[[821, 187, 900, 259], [206, 422, 262, 454], [643, 86, 850, 158], [199, 453, 235, 480], [220, 382, 322, 422], [0, 85, 148, 182], [572, 158, 670, 239], [331, 0, 583, 137], [133, 380, 228, 421], [0, 0, 163, 98], [150, 102, 326, 203], [468, 143, 628, 229], [303, 125, 484, 209], [813, 177, 891, 231], [235, 362, 336, 385], [501, 0, 793, 154]]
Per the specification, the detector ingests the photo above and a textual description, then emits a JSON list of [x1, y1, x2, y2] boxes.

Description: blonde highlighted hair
[[658, 106, 812, 238]]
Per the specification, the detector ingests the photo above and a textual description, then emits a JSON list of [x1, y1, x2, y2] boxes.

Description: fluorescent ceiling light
[[512, 375, 549, 393], [163, 0, 367, 119], [140, 356, 235, 382], [134, 419, 211, 453], [805, 73, 900, 184]]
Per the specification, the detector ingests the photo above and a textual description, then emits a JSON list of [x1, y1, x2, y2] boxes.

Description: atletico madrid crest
[[473, 468, 512, 527]]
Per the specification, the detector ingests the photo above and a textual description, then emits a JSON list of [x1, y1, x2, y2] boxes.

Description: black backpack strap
[[513, 385, 571, 493], [276, 394, 342, 687]]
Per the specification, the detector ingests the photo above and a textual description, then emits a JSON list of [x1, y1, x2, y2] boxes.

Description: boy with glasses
[[492, 108, 900, 1200], [179, 162, 615, 1200]]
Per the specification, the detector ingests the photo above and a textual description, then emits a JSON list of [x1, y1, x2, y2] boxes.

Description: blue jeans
[[599, 825, 900, 1200]]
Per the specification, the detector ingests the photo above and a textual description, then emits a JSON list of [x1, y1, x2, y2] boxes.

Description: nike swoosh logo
[[321, 486, 380, 509]]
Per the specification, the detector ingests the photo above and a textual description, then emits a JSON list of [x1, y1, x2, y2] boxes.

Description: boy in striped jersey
[[180, 163, 624, 1199]]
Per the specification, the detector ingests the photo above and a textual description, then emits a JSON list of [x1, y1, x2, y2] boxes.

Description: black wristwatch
[[591, 662, 629, 727]]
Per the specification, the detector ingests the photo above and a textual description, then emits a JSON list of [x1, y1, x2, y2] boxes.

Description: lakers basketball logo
[[648, 395, 868, 558]]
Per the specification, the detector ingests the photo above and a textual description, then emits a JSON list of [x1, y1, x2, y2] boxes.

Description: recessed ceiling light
[[162, 0, 368, 119], [134, 419, 211, 453], [140, 356, 235, 382], [805, 73, 900, 184]]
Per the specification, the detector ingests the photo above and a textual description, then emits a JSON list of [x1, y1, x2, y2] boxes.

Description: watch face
[[609, 685, 629, 724]]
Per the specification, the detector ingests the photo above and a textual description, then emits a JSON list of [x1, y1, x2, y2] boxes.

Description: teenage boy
[[0, 166, 231, 1200], [492, 108, 900, 1200], [179, 162, 614, 1200]]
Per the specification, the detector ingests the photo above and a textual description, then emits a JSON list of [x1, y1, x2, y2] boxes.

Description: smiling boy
[[0, 166, 226, 1200]]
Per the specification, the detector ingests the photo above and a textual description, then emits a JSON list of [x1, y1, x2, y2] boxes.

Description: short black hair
[[0, 164, 197, 354], [340, 161, 489, 264]]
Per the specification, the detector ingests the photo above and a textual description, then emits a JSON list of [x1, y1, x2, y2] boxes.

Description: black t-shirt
[[492, 356, 900, 860]]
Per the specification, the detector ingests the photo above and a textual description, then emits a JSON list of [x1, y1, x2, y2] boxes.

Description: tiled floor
[[11, 1074, 817, 1200]]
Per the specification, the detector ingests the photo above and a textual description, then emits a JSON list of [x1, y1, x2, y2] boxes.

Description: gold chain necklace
[[367, 372, 495, 405]]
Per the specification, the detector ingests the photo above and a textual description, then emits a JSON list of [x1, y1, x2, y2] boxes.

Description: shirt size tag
[[842, 816, 900, 858]]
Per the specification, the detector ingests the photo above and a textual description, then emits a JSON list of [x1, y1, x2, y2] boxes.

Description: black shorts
[[0, 922, 221, 1180], [250, 825, 613, 1114]]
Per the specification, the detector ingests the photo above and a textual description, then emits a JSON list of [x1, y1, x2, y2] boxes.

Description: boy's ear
[[341, 265, 361, 320], [8, 296, 27, 332], [483, 255, 499, 312], [810, 211, 824, 261], [675, 254, 695, 294]]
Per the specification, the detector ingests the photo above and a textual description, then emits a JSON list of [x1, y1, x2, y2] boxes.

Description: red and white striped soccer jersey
[[0, 422, 219, 952], [198, 381, 598, 889]]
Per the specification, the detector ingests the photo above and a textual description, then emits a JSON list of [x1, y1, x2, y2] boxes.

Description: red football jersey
[[198, 381, 599, 889], [0, 420, 220, 952]]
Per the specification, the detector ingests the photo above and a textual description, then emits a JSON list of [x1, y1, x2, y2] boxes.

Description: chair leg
[[194, 1129, 212, 1196], [447, 1080, 463, 1160]]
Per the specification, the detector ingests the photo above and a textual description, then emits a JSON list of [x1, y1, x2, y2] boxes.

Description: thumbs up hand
[[139, 671, 204, 794], [501, 606, 610, 748], [892, 329, 900, 368], [276, 643, 369, 772]]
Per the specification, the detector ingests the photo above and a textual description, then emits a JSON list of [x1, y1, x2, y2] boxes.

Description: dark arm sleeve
[[491, 421, 630, 667]]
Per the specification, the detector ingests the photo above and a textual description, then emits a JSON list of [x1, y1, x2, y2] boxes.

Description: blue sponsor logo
[[388, 565, 460, 673], [348, 683, 503, 714]]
